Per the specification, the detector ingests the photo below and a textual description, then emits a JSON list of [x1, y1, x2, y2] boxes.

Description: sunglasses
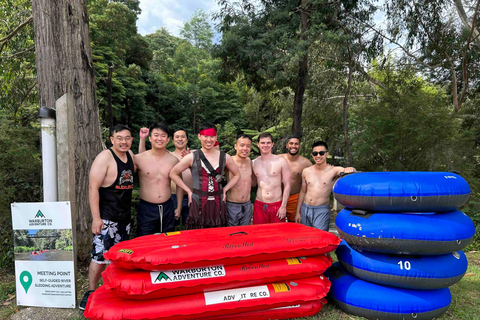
[[312, 151, 327, 156]]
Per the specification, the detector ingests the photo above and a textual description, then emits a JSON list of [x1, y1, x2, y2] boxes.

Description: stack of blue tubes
[[326, 172, 475, 320]]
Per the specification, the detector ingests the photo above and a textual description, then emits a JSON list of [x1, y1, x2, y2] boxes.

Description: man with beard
[[135, 122, 183, 236], [225, 134, 255, 226], [295, 141, 355, 230], [252, 132, 291, 224], [80, 124, 135, 310], [279, 135, 312, 222], [170, 122, 240, 229]]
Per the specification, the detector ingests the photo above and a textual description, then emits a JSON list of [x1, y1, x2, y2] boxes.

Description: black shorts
[[137, 198, 175, 236]]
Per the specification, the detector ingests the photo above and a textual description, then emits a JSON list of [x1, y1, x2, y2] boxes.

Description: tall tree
[[32, 0, 102, 261], [216, 0, 376, 136], [356, 0, 480, 114]]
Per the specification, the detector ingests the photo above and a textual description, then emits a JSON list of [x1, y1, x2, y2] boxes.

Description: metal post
[[38, 106, 57, 202]]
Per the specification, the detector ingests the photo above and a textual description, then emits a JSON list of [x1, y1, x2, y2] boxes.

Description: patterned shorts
[[91, 219, 130, 264]]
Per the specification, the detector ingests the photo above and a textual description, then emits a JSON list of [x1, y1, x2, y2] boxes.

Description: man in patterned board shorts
[[79, 124, 136, 310], [295, 141, 355, 231]]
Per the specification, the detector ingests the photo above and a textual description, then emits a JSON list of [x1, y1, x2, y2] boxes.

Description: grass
[[1, 252, 479, 320]]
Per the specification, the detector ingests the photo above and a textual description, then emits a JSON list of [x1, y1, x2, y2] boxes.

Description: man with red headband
[[170, 122, 241, 229]]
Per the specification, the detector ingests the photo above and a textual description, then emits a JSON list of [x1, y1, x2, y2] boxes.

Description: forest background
[[1, 0, 480, 271]]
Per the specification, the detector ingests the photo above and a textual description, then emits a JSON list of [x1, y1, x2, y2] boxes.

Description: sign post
[[11, 202, 76, 308]]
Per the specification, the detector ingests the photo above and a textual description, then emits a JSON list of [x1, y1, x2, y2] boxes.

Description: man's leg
[[88, 261, 105, 291]]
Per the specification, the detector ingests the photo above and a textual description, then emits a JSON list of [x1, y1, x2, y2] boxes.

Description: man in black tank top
[[79, 124, 136, 311]]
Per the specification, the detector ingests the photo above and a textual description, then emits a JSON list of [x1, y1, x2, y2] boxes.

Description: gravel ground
[[10, 307, 84, 320]]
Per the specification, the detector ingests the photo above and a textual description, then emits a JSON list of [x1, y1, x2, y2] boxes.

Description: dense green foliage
[[1, 0, 480, 271]]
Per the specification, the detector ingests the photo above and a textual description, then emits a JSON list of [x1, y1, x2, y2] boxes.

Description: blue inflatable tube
[[333, 172, 470, 212], [335, 209, 475, 255], [326, 263, 451, 320], [336, 241, 468, 290]]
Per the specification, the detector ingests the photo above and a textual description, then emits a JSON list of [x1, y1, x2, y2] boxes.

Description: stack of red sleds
[[84, 223, 341, 320]]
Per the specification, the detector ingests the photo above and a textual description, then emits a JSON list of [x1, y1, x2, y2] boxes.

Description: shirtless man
[[169, 128, 193, 227], [139, 127, 192, 227], [279, 135, 312, 222], [170, 122, 241, 229], [252, 132, 291, 224], [135, 122, 182, 236], [295, 141, 355, 231], [80, 124, 135, 310], [225, 134, 255, 226]]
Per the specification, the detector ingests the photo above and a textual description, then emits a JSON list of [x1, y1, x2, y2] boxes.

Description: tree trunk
[[343, 62, 354, 166], [193, 77, 197, 134], [107, 64, 113, 132], [292, 0, 310, 136], [32, 0, 102, 264]]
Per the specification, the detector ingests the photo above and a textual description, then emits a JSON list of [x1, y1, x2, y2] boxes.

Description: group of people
[[79, 121, 355, 310]]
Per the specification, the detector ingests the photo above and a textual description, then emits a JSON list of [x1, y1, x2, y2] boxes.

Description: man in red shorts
[[252, 132, 291, 224]]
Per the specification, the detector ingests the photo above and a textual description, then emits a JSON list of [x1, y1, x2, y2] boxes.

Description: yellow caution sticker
[[286, 257, 302, 265], [272, 283, 290, 293], [118, 249, 133, 254], [164, 231, 181, 236]]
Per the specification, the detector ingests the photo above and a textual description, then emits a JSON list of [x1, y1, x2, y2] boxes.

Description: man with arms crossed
[[170, 122, 241, 229], [135, 122, 182, 236], [252, 132, 291, 224], [225, 134, 255, 226], [295, 141, 355, 231], [80, 124, 135, 310], [279, 135, 312, 222]]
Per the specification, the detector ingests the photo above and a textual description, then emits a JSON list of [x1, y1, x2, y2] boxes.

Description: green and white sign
[[11, 202, 75, 308]]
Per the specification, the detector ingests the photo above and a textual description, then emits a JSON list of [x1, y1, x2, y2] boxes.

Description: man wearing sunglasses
[[295, 141, 355, 231], [279, 135, 312, 222]]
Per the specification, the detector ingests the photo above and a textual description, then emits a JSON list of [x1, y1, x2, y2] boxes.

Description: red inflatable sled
[[84, 276, 330, 320], [104, 224, 340, 270], [103, 255, 332, 299], [201, 299, 326, 320]]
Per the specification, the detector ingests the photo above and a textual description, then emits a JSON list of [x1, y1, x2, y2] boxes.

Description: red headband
[[199, 128, 217, 136], [214, 141, 219, 146]]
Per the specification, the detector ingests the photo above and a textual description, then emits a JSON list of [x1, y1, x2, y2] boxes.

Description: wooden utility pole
[[32, 0, 102, 262]]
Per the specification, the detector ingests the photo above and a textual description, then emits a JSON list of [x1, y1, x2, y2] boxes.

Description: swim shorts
[[253, 200, 284, 224], [226, 201, 253, 226], [300, 203, 331, 231], [137, 198, 175, 236], [91, 219, 130, 264], [286, 193, 299, 222]]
